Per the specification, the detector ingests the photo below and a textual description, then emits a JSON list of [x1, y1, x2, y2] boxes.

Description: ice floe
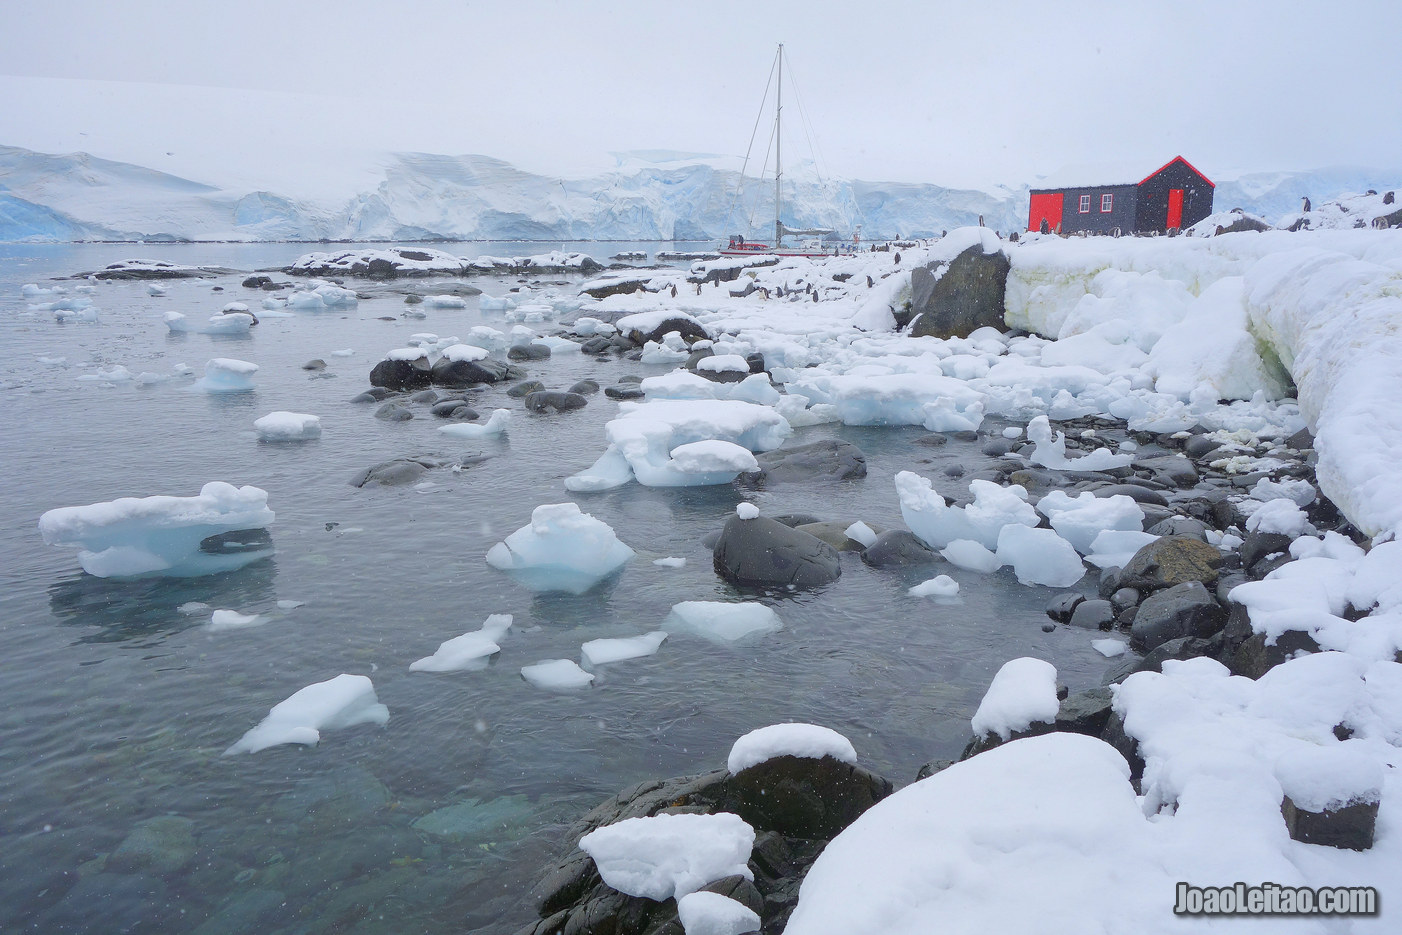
[[224, 674, 389, 754], [485, 502, 634, 594]]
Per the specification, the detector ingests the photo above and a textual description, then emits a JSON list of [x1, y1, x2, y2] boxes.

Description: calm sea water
[[0, 241, 1112, 934]]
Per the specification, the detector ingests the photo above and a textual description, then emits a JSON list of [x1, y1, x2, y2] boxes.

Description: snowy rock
[[970, 657, 1060, 743], [1277, 745, 1382, 850], [727, 724, 858, 775], [578, 812, 755, 900], [485, 502, 634, 594], [253, 411, 321, 442], [38, 481, 275, 578], [224, 674, 389, 754], [906, 236, 1011, 339]]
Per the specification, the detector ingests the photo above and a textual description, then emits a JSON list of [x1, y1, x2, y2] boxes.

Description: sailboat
[[718, 44, 853, 258]]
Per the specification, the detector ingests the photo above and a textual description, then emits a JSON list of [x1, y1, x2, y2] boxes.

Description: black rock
[[768, 514, 824, 528], [604, 384, 646, 400], [1230, 628, 1321, 678], [735, 439, 867, 487], [349, 454, 486, 488], [729, 754, 892, 839], [1069, 599, 1116, 630], [1282, 796, 1378, 851], [1183, 435, 1225, 459], [507, 380, 545, 398], [746, 352, 767, 374], [1109, 587, 1141, 612], [630, 316, 709, 345], [508, 344, 551, 361], [350, 388, 390, 403], [1134, 455, 1200, 488], [369, 356, 433, 391], [430, 398, 469, 416], [431, 356, 512, 387], [1240, 530, 1294, 572], [1090, 483, 1170, 507], [1130, 581, 1226, 652], [579, 336, 614, 355], [712, 515, 841, 588], [906, 243, 1011, 339], [1146, 516, 1209, 540], [373, 403, 414, 421], [1055, 687, 1115, 736], [1117, 535, 1223, 592], [242, 275, 273, 288], [410, 388, 439, 404], [1046, 591, 1086, 622], [524, 391, 588, 413], [568, 379, 600, 395], [301, 358, 327, 371], [860, 530, 938, 567]]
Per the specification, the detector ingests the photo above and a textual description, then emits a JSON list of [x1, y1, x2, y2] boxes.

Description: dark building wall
[[1134, 159, 1215, 232], [1055, 184, 1139, 234]]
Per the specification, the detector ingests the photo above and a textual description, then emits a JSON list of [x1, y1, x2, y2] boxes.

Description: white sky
[[2, 0, 1400, 193]]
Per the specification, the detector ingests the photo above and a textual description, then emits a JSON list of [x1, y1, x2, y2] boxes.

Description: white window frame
[[1078, 194, 1091, 213], [1101, 193, 1114, 213]]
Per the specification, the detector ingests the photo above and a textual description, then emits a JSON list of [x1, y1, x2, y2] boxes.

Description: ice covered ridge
[[38, 481, 275, 578]]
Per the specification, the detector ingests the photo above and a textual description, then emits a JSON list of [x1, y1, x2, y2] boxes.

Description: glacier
[[6, 142, 1395, 244]]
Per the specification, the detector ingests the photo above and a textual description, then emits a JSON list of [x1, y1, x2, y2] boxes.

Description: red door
[[1028, 192, 1063, 232], [1166, 189, 1184, 229]]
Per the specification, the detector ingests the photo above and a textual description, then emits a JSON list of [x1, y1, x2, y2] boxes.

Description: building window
[[1101, 193, 1114, 212], [1079, 194, 1091, 213]]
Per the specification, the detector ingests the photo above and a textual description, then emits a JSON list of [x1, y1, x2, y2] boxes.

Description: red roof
[[1140, 156, 1215, 188]]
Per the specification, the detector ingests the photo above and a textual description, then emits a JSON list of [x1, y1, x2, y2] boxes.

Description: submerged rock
[[734, 438, 867, 487], [349, 454, 486, 487]]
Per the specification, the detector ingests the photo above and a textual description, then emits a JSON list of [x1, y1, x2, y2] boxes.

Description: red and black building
[[1027, 156, 1214, 235]]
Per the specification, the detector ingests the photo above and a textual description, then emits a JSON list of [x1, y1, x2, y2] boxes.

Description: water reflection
[[47, 558, 278, 642]]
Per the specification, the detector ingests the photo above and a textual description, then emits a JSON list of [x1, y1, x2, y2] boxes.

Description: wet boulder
[[524, 391, 588, 413], [860, 530, 938, 567], [712, 515, 841, 588], [1129, 581, 1226, 652], [369, 355, 433, 391], [431, 356, 512, 387], [734, 438, 867, 487], [728, 754, 892, 840]]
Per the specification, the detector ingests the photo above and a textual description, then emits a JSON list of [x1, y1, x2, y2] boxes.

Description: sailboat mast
[[774, 43, 783, 247]]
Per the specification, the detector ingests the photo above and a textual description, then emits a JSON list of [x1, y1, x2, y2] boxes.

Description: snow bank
[[224, 674, 389, 754], [38, 481, 274, 578]]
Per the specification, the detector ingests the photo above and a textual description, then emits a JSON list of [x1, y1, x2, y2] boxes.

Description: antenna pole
[[774, 43, 783, 247]]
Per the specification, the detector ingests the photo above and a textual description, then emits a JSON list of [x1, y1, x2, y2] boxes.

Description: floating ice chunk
[[485, 502, 634, 594], [1002, 426, 1023, 439], [939, 538, 1001, 573], [736, 503, 760, 520], [222, 302, 249, 313], [579, 812, 755, 900], [581, 631, 668, 666], [77, 365, 133, 383], [641, 339, 691, 364], [787, 373, 985, 432], [653, 556, 686, 567], [37, 355, 68, 366], [728, 723, 857, 775], [844, 522, 878, 548], [603, 399, 791, 488], [521, 659, 594, 690], [572, 317, 616, 336], [676, 891, 761, 935], [178, 601, 211, 614], [971, 657, 1059, 741], [439, 409, 510, 439], [909, 575, 961, 598], [565, 445, 635, 492], [330, 348, 355, 357], [535, 335, 582, 354], [254, 411, 321, 442], [478, 294, 518, 311], [995, 524, 1085, 587], [54, 303, 100, 323], [224, 674, 389, 754], [38, 481, 275, 578], [411, 614, 514, 672], [1026, 415, 1133, 470], [662, 601, 782, 642], [193, 358, 258, 394], [209, 609, 268, 631], [276, 600, 304, 610], [896, 473, 1038, 551], [1092, 639, 1128, 657], [423, 295, 467, 308], [1035, 490, 1144, 554], [287, 291, 327, 311], [1084, 529, 1159, 569]]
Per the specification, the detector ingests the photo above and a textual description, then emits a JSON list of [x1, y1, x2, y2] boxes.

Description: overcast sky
[[2, 0, 1399, 193]]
